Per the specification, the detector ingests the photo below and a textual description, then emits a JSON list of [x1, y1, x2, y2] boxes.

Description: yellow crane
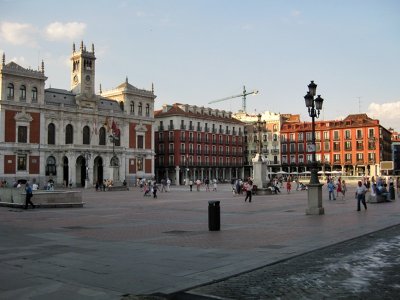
[[208, 85, 259, 113]]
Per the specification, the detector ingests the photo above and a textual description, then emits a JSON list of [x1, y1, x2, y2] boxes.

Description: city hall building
[[0, 42, 155, 188]]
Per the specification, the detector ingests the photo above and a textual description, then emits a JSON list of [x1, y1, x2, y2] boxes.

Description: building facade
[[280, 114, 392, 177], [155, 103, 245, 184], [0, 42, 155, 187], [390, 129, 400, 175]]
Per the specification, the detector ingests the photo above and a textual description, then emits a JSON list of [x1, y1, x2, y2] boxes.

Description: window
[[48, 123, 55, 145], [298, 132, 304, 141], [298, 155, 304, 163], [130, 101, 135, 113], [18, 126, 28, 143], [281, 134, 287, 142], [17, 154, 27, 171], [345, 153, 352, 162], [282, 144, 287, 153], [45, 156, 56, 175], [356, 129, 363, 139], [145, 104, 150, 116], [324, 154, 330, 163], [282, 155, 287, 164], [289, 133, 295, 142], [83, 126, 90, 145], [180, 131, 185, 142], [357, 153, 363, 162], [324, 141, 330, 151], [137, 158, 143, 171], [345, 130, 351, 139], [306, 132, 312, 141], [180, 143, 185, 153], [66, 124, 73, 144], [31, 87, 38, 102], [333, 142, 340, 151], [333, 130, 339, 140], [334, 154, 340, 163], [168, 155, 174, 166], [7, 83, 14, 99], [298, 143, 304, 152], [138, 135, 144, 149], [323, 131, 329, 140], [368, 128, 374, 138], [344, 141, 352, 151], [290, 143, 295, 153], [138, 102, 142, 116], [19, 85, 26, 101], [96, 127, 105, 145]]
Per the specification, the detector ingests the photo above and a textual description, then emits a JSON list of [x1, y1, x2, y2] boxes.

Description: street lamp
[[254, 114, 266, 162], [185, 153, 189, 185], [83, 150, 91, 188], [109, 133, 119, 166], [304, 81, 324, 215]]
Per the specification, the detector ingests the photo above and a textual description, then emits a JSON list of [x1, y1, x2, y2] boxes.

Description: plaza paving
[[0, 183, 399, 299]]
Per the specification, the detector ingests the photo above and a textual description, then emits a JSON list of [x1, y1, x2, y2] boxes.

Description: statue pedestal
[[252, 155, 270, 194], [306, 183, 324, 215]]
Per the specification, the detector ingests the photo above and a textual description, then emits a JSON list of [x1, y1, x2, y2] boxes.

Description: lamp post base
[[306, 183, 324, 215], [84, 179, 90, 189]]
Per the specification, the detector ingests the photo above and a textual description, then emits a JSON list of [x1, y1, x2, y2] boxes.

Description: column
[[175, 166, 180, 186]]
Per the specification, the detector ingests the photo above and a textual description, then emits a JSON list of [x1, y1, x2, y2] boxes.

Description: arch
[[63, 156, 69, 187], [31, 87, 38, 102], [119, 101, 124, 111], [93, 156, 104, 185], [45, 156, 57, 176], [48, 123, 56, 145], [99, 127, 106, 145], [83, 126, 90, 145], [66, 124, 73, 144], [7, 83, 14, 99], [76, 155, 86, 187], [145, 103, 150, 116], [19, 85, 26, 101], [138, 102, 143, 115], [110, 156, 119, 167]]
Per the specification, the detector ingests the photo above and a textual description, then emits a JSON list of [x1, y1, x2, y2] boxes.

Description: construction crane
[[208, 85, 259, 113]]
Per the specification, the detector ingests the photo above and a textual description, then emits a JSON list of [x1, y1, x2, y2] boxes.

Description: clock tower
[[70, 41, 96, 97]]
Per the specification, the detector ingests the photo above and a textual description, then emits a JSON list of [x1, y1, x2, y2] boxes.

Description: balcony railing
[[168, 125, 174, 130], [158, 126, 164, 131]]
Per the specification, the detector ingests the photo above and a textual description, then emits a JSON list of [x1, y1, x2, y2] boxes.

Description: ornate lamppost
[[254, 114, 266, 162], [304, 80, 324, 215], [83, 150, 91, 188]]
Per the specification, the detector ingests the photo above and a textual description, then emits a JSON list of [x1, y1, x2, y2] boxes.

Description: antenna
[[356, 96, 361, 113]]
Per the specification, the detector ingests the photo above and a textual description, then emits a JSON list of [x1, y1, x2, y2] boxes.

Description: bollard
[[208, 200, 220, 231], [389, 183, 395, 200]]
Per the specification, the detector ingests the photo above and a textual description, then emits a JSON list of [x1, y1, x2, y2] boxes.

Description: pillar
[[175, 166, 180, 186]]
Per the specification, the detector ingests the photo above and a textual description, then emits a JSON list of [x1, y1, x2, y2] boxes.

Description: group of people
[[188, 178, 217, 192], [326, 177, 348, 200]]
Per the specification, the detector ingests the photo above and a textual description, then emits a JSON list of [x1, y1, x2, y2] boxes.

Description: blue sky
[[1, 0, 399, 130]]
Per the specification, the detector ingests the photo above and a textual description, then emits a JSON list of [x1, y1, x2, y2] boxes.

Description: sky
[[1, 0, 399, 131]]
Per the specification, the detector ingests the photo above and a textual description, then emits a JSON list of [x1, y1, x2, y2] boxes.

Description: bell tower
[[70, 41, 96, 97]]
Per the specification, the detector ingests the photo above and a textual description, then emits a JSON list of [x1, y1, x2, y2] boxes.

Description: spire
[[80, 40, 84, 50], [73, 42, 76, 53], [2, 52, 5, 66], [91, 43, 95, 53], [99, 83, 102, 94], [41, 60, 44, 73], [126, 76, 128, 83], [152, 82, 154, 94]]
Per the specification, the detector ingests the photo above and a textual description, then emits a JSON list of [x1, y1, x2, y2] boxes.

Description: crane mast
[[208, 86, 259, 113]]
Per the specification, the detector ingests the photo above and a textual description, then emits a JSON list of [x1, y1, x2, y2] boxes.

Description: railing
[[168, 125, 174, 130], [158, 126, 164, 131], [180, 125, 186, 130]]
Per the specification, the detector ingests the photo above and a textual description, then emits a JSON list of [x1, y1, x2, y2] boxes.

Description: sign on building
[[380, 161, 394, 171]]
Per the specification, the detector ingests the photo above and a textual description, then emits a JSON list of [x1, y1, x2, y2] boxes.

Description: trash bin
[[389, 183, 395, 200], [208, 200, 220, 231]]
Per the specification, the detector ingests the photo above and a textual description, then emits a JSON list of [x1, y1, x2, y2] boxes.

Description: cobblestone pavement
[[180, 224, 400, 300]]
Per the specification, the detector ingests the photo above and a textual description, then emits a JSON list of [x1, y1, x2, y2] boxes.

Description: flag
[[112, 121, 120, 137]]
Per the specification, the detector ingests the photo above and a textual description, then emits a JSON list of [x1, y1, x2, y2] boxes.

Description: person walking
[[189, 180, 193, 192], [355, 180, 367, 211], [152, 183, 158, 198], [24, 183, 35, 209], [196, 179, 201, 191], [327, 179, 336, 200], [341, 180, 347, 200], [336, 178, 342, 198], [286, 180, 291, 193], [205, 178, 210, 192], [244, 180, 253, 202], [212, 179, 218, 191]]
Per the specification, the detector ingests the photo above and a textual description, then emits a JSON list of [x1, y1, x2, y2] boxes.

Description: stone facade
[[0, 42, 155, 188]]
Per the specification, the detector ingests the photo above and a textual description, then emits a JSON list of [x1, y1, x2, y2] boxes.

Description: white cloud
[[291, 10, 301, 17], [45, 22, 86, 41], [368, 101, 400, 130], [0, 22, 38, 47]]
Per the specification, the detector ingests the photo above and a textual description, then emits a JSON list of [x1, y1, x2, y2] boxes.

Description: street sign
[[380, 161, 394, 170]]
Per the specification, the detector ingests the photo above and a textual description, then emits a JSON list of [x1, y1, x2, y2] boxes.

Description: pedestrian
[[189, 180, 193, 192], [341, 180, 347, 200], [196, 179, 201, 191], [160, 178, 166, 192], [24, 183, 35, 209], [355, 180, 367, 211], [166, 178, 171, 192], [205, 178, 210, 191], [212, 179, 217, 191], [286, 180, 291, 193], [327, 179, 336, 200], [244, 180, 253, 202], [152, 183, 158, 198], [336, 178, 342, 198]]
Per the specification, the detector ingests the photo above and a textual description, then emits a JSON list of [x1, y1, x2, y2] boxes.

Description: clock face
[[73, 75, 79, 84], [85, 75, 91, 82]]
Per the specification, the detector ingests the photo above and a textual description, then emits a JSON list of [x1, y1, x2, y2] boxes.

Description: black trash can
[[389, 183, 395, 200], [208, 200, 220, 231]]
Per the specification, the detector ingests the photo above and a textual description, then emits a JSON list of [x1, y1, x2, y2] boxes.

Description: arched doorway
[[94, 156, 104, 185], [63, 156, 69, 187], [76, 156, 86, 187]]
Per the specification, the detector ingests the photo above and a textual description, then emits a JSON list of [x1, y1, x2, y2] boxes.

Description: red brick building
[[154, 103, 245, 184], [280, 114, 392, 177]]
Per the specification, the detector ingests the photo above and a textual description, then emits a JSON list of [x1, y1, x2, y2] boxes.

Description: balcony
[[232, 130, 237, 135], [204, 127, 209, 132], [197, 126, 202, 131], [212, 128, 217, 133], [219, 129, 224, 134], [356, 160, 364, 165], [168, 125, 174, 130], [344, 147, 352, 151], [180, 149, 186, 154], [226, 129, 231, 134], [158, 126, 164, 131], [271, 149, 279, 155], [189, 125, 194, 131], [180, 125, 186, 130], [168, 136, 174, 142]]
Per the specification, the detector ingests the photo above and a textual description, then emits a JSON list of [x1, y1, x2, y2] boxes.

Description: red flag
[[112, 121, 120, 137]]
